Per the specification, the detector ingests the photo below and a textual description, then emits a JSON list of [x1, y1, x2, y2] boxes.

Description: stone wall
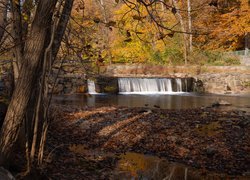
[[1, 63, 249, 95], [94, 76, 119, 93], [195, 73, 250, 94], [102, 64, 250, 77], [51, 75, 87, 94], [102, 64, 250, 94], [49, 61, 88, 94]]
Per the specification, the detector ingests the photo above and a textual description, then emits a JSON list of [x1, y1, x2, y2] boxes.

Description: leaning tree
[[0, 0, 74, 172]]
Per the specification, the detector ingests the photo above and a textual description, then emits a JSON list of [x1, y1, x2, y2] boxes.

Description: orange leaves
[[201, 0, 250, 50]]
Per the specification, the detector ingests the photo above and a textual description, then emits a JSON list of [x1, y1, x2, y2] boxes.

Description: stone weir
[[89, 76, 194, 94], [46, 64, 250, 94]]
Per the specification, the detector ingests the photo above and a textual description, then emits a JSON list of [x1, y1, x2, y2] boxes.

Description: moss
[[104, 86, 117, 93]]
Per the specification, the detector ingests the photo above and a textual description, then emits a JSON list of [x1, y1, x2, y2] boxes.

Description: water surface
[[53, 93, 250, 110], [115, 152, 249, 180]]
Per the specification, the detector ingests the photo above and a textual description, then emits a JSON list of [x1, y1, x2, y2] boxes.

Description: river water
[[53, 93, 250, 110], [53, 93, 250, 179]]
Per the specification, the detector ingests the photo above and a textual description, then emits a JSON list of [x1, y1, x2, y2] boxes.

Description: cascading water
[[176, 79, 183, 92], [185, 78, 188, 92], [87, 80, 97, 94], [118, 78, 185, 94]]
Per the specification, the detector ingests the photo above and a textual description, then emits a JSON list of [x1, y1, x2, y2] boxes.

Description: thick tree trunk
[[0, 0, 57, 166], [0, 0, 8, 43], [10, 0, 24, 86]]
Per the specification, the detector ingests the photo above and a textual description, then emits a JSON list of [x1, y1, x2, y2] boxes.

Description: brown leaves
[[171, 7, 177, 15], [124, 38, 132, 42], [46, 105, 250, 177], [132, 15, 145, 21], [106, 21, 116, 27], [93, 17, 101, 23]]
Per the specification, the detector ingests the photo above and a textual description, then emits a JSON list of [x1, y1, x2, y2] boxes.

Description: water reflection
[[52, 93, 250, 110], [115, 152, 249, 180]]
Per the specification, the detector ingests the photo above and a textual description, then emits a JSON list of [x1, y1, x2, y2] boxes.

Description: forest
[[0, 0, 250, 179], [62, 0, 250, 66]]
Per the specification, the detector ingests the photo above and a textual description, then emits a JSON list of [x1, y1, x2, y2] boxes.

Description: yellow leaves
[[101, 50, 108, 58], [22, 13, 29, 22]]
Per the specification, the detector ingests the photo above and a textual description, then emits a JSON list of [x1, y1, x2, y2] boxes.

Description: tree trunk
[[187, 0, 192, 53], [0, 0, 8, 43], [172, 0, 188, 65], [0, 0, 57, 166], [52, 0, 74, 64], [10, 0, 24, 86]]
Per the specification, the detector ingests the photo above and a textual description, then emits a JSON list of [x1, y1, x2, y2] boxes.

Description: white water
[[176, 79, 183, 92], [87, 80, 97, 94], [118, 78, 184, 94]]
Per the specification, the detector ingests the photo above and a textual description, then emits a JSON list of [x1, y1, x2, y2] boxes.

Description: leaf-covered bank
[[35, 105, 250, 179]]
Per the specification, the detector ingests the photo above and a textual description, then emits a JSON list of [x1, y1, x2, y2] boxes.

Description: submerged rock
[[212, 100, 232, 107], [153, 105, 160, 108]]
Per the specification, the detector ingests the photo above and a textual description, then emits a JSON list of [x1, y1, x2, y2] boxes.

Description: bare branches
[[121, 0, 208, 35]]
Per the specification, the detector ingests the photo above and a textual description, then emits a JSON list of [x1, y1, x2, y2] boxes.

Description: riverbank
[[37, 105, 250, 179]]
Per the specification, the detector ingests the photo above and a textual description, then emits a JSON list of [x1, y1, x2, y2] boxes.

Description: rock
[[212, 99, 231, 107], [167, 136, 178, 142], [243, 171, 250, 176], [232, 125, 241, 130], [205, 147, 216, 157], [238, 118, 250, 128], [218, 100, 232, 106], [225, 120, 233, 125], [0, 167, 15, 180], [212, 102, 220, 107], [138, 109, 152, 115], [153, 105, 160, 108]]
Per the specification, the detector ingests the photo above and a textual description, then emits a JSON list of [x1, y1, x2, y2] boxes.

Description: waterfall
[[118, 78, 176, 94], [185, 78, 188, 92], [176, 79, 182, 92], [87, 80, 97, 94]]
